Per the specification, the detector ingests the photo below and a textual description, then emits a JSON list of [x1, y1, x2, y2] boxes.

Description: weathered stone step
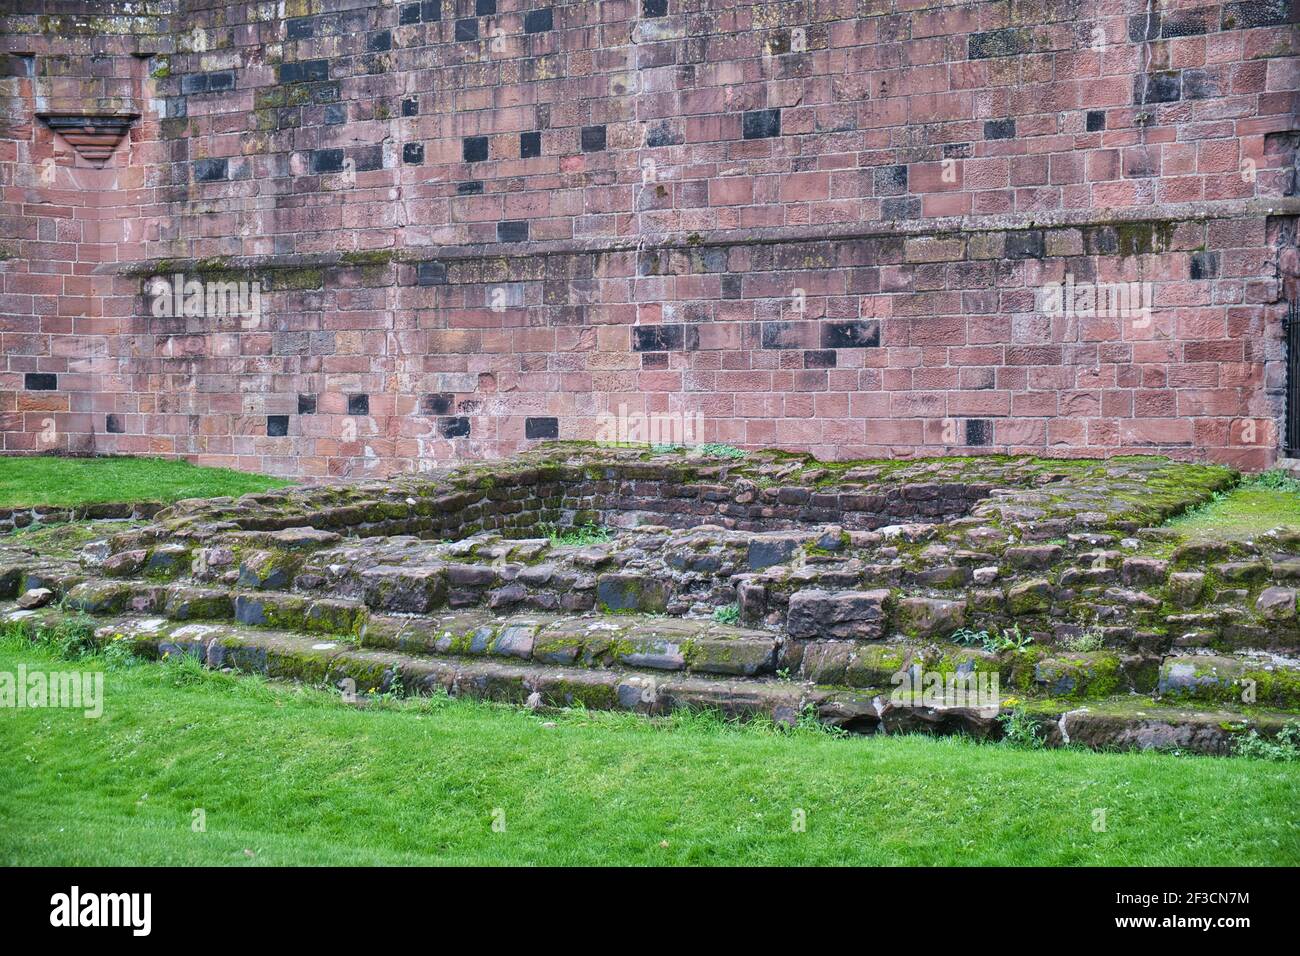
[[6, 603, 1297, 756]]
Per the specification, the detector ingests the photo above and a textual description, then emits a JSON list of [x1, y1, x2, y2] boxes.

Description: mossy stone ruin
[[4, 444, 1300, 754]]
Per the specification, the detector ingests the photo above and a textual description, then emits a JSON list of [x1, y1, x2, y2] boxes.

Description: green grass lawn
[[1, 638, 1296, 866], [0, 456, 291, 508], [1167, 472, 1300, 540]]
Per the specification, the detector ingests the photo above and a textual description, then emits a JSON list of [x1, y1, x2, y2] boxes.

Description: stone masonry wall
[[1, 0, 1298, 476]]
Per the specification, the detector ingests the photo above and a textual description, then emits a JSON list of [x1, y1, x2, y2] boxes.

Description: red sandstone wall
[[1, 0, 1298, 476]]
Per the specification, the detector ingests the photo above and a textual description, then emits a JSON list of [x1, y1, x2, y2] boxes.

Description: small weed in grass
[[1234, 721, 1300, 761], [998, 708, 1047, 749]]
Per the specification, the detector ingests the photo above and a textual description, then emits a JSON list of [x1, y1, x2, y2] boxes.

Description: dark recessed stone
[[402, 97, 419, 116], [881, 196, 921, 220], [520, 130, 541, 158], [966, 419, 991, 447], [24, 373, 56, 391], [525, 416, 559, 439], [105, 414, 124, 434], [497, 220, 528, 242], [278, 60, 328, 84], [1085, 110, 1106, 132], [421, 0, 442, 21], [742, 109, 780, 139], [1221, 0, 1289, 29], [476, 0, 496, 13], [399, 4, 422, 25], [440, 416, 471, 438], [457, 181, 484, 195], [804, 350, 837, 369], [297, 394, 317, 414], [417, 261, 447, 286], [645, 121, 682, 148], [324, 104, 346, 124], [311, 148, 345, 173], [968, 27, 1031, 59], [632, 325, 684, 352], [353, 146, 383, 172], [1004, 230, 1045, 259], [193, 157, 228, 182], [581, 125, 607, 152], [463, 135, 489, 162], [643, 0, 668, 16], [821, 320, 880, 349], [1190, 251, 1220, 280], [524, 8, 553, 33], [368, 31, 392, 52], [1135, 71, 1181, 104], [422, 393, 455, 415], [267, 415, 289, 437], [287, 17, 314, 38], [348, 394, 369, 416], [403, 143, 424, 164], [984, 118, 1015, 140], [455, 18, 479, 41]]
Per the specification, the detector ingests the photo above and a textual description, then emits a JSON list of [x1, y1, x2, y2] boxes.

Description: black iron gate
[[1288, 298, 1300, 458]]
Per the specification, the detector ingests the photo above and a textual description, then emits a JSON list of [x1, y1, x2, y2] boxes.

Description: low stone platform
[[3, 443, 1298, 755]]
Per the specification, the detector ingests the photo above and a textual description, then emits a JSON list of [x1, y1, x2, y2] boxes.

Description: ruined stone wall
[[1, 0, 1298, 476]]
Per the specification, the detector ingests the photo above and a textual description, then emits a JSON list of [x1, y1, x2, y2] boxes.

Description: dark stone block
[[968, 28, 1030, 59], [324, 104, 346, 124], [267, 415, 289, 437], [417, 261, 447, 285], [748, 538, 799, 571], [311, 148, 344, 173], [742, 109, 780, 139], [457, 181, 484, 195], [193, 158, 228, 182], [403, 143, 424, 164], [422, 0, 442, 21], [821, 320, 880, 349], [966, 419, 991, 446], [278, 60, 328, 84], [721, 274, 742, 299], [1128, 14, 1161, 42], [520, 130, 541, 158], [1183, 69, 1221, 100], [422, 393, 455, 414], [105, 414, 123, 434], [463, 135, 489, 162], [455, 18, 479, 41], [1221, 0, 1289, 29], [645, 121, 682, 148], [476, 0, 496, 13], [400, 4, 422, 26], [875, 163, 908, 194], [632, 325, 684, 352], [1190, 251, 1220, 280], [804, 350, 837, 368], [402, 97, 419, 117], [524, 8, 553, 33], [440, 416, 471, 438], [762, 322, 802, 349], [297, 394, 317, 415], [881, 196, 921, 220], [1004, 230, 1045, 259], [984, 118, 1015, 140], [1162, 10, 1208, 37], [497, 220, 528, 242], [368, 31, 392, 52], [348, 394, 369, 416], [581, 125, 607, 152], [287, 17, 314, 39], [641, 352, 669, 370], [1135, 72, 1181, 104], [182, 70, 235, 95], [525, 416, 559, 439], [24, 373, 56, 391], [643, 0, 668, 16], [1085, 110, 1106, 132]]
